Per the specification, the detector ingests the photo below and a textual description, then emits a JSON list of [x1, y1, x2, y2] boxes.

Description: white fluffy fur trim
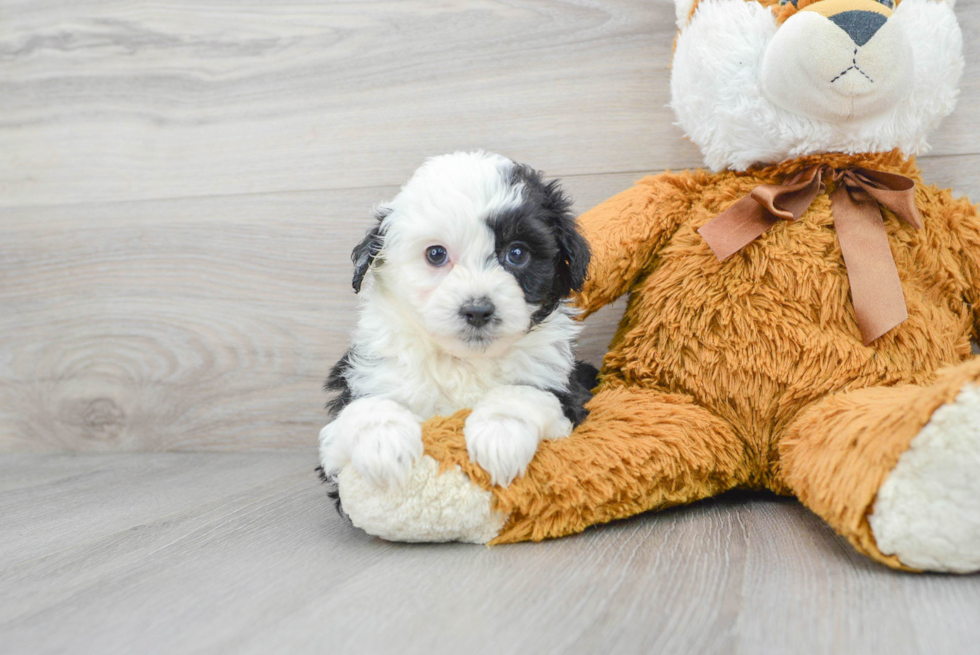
[[675, 0, 697, 27], [869, 383, 980, 573], [338, 456, 506, 544], [670, 0, 963, 171]]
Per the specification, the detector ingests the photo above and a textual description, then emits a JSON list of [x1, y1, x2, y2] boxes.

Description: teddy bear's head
[[671, 0, 963, 171]]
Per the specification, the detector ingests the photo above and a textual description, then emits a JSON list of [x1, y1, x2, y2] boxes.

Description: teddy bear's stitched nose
[[829, 10, 888, 47]]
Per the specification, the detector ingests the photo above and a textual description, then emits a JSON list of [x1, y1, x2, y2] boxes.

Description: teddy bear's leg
[[778, 359, 980, 572], [334, 385, 750, 544], [375, 385, 750, 544]]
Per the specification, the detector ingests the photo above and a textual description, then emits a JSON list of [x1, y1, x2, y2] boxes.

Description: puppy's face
[[351, 152, 589, 358]]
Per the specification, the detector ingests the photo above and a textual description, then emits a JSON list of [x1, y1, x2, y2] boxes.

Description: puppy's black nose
[[460, 299, 495, 328], [829, 11, 887, 47]]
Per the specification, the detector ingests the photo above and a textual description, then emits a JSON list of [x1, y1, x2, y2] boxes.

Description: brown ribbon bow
[[697, 165, 922, 345]]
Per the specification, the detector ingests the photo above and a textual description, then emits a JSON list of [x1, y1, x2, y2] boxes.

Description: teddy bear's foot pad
[[870, 383, 980, 573], [337, 455, 506, 543]]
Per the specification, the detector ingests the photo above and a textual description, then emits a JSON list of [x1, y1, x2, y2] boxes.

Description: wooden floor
[[2, 452, 979, 655], [3, 0, 980, 652]]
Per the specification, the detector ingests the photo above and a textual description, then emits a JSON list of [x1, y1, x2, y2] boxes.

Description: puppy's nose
[[460, 299, 495, 328], [829, 11, 887, 47]]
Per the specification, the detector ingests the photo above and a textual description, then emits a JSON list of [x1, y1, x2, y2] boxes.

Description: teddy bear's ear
[[675, 0, 699, 27], [674, 0, 716, 30], [676, 0, 784, 28]]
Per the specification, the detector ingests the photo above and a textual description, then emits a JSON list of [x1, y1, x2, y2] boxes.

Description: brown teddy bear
[[329, 0, 980, 573]]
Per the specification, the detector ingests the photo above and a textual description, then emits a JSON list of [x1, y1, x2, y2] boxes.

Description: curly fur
[[318, 152, 594, 495]]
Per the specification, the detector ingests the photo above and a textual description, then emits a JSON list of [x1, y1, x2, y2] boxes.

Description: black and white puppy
[[318, 151, 596, 490]]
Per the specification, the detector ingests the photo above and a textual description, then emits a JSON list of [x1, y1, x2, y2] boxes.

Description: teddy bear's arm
[[574, 171, 697, 317], [951, 194, 980, 337]]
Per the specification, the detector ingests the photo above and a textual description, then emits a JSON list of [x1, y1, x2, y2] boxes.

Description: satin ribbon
[[697, 165, 922, 345]]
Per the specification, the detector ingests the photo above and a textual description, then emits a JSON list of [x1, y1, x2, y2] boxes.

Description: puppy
[[318, 151, 596, 491]]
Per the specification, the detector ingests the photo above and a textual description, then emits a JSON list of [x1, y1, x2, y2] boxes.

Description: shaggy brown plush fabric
[[417, 150, 980, 568]]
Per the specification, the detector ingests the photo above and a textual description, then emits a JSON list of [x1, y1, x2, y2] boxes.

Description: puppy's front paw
[[464, 411, 540, 487], [319, 398, 423, 491], [350, 419, 423, 491]]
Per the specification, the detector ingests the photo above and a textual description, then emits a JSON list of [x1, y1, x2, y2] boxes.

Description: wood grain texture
[[2, 0, 978, 207], [2, 0, 980, 453], [1, 452, 979, 655], [0, 0, 697, 207]]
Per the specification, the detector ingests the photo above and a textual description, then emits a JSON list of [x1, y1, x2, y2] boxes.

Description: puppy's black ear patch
[[543, 180, 591, 297], [351, 209, 389, 293]]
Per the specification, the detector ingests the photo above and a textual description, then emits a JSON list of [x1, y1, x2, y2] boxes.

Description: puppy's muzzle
[[459, 298, 496, 329]]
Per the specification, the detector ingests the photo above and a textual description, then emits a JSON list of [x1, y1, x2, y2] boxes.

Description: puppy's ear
[[544, 180, 591, 296], [351, 209, 389, 293]]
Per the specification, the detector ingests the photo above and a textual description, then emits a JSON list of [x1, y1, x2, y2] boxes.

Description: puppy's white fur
[[320, 152, 580, 489]]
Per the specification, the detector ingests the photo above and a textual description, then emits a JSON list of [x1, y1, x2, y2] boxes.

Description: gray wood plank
[[0, 0, 699, 207], [1, 453, 978, 655], [0, 187, 386, 452], [2, 1, 977, 208], [0, 452, 316, 568]]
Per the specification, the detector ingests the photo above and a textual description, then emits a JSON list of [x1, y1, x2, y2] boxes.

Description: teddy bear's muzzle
[[761, 0, 913, 123]]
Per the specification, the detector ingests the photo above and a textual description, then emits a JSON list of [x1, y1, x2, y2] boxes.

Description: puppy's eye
[[425, 245, 449, 267], [505, 243, 530, 268]]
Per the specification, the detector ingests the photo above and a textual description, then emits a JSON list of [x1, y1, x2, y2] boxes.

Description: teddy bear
[[326, 0, 980, 573]]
